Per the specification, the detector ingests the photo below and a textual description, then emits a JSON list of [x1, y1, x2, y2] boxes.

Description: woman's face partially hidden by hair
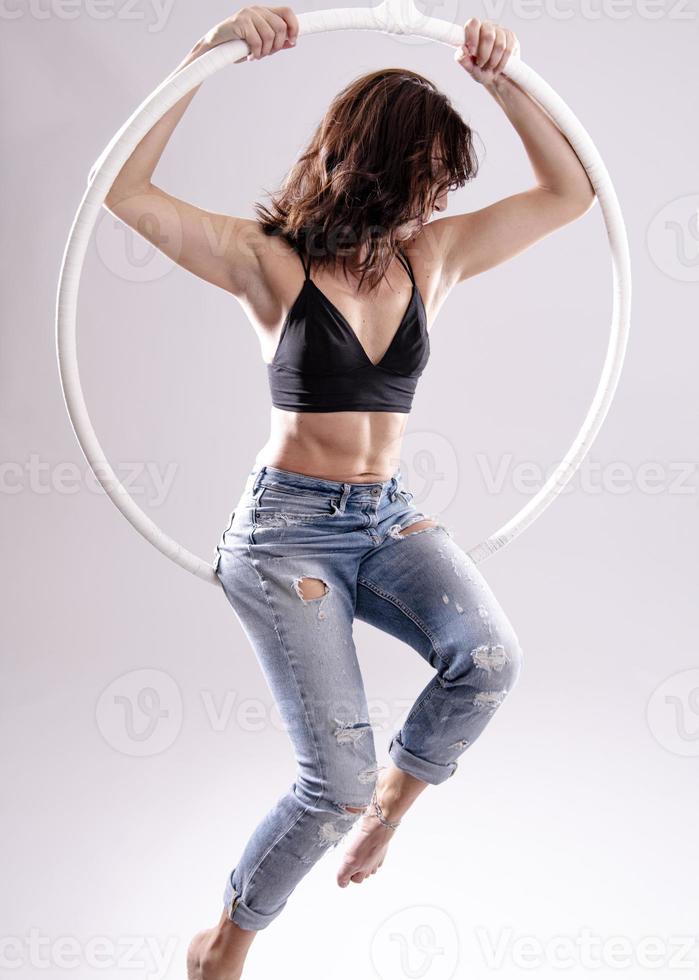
[[253, 69, 479, 287], [395, 152, 451, 241], [395, 183, 449, 240]]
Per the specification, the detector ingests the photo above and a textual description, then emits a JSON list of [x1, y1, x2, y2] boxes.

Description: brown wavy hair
[[253, 67, 480, 292]]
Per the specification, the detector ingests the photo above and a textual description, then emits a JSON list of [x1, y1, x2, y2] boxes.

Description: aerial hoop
[[56, 0, 632, 584]]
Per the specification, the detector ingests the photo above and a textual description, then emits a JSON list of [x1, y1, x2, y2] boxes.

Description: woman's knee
[[475, 632, 523, 691], [295, 778, 374, 846], [293, 761, 378, 816], [439, 628, 524, 694], [322, 774, 376, 817]]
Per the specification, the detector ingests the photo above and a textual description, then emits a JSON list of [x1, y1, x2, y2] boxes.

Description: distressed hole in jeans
[[292, 576, 330, 620], [448, 737, 470, 750], [389, 517, 452, 540], [333, 718, 372, 745], [471, 643, 509, 673], [358, 763, 383, 784], [293, 576, 328, 600], [336, 803, 366, 815], [473, 689, 508, 711], [316, 821, 348, 847]]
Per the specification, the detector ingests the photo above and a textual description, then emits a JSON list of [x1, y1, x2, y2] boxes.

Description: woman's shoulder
[[399, 222, 453, 312], [230, 220, 300, 298]]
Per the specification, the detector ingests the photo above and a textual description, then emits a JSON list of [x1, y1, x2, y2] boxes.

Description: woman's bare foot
[[186, 909, 257, 980], [336, 764, 430, 888], [336, 803, 395, 887]]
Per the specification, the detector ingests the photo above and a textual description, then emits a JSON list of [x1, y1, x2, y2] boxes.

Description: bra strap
[[295, 243, 311, 280], [396, 248, 415, 285]]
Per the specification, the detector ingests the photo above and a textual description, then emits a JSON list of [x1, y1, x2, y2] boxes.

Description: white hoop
[[56, 0, 632, 584]]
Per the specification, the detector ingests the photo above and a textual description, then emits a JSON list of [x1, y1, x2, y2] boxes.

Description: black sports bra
[[266, 244, 430, 413]]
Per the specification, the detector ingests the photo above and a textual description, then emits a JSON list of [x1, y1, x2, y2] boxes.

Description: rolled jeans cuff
[[223, 876, 284, 931], [388, 733, 458, 785]]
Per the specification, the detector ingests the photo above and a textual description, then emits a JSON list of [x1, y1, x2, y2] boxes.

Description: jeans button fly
[[371, 488, 380, 496]]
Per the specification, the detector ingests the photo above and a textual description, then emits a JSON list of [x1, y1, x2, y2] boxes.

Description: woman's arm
[[435, 20, 596, 288], [99, 6, 298, 296], [483, 70, 594, 204]]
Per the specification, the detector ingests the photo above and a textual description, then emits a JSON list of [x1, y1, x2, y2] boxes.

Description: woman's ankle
[[373, 763, 429, 823], [200, 946, 243, 980], [196, 912, 256, 980]]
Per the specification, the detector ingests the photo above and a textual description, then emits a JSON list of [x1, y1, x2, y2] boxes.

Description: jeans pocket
[[254, 485, 338, 525]]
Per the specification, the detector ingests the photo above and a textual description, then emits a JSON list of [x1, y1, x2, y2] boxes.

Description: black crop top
[[266, 244, 430, 413]]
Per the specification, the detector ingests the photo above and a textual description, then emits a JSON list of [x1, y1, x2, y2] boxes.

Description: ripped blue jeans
[[213, 463, 523, 931]]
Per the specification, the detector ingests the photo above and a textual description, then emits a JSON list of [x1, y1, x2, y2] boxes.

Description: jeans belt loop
[[337, 483, 351, 514], [388, 475, 399, 503]]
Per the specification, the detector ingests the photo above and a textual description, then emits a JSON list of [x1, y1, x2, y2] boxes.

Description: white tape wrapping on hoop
[[56, 0, 631, 584]]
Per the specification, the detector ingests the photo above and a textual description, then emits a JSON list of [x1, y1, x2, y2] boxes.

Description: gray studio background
[[2, 1, 697, 978]]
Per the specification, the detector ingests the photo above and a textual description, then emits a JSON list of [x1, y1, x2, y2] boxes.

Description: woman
[[104, 6, 594, 977]]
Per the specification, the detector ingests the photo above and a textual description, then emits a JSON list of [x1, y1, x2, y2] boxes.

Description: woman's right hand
[[204, 5, 299, 63]]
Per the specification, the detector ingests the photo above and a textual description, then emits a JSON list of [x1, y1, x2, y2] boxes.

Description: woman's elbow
[[562, 186, 597, 221]]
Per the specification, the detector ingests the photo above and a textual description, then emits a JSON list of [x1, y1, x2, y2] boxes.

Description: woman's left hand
[[454, 19, 519, 85]]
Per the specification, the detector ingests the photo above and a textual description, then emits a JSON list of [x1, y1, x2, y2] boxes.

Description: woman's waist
[[259, 414, 409, 485], [244, 461, 404, 500]]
